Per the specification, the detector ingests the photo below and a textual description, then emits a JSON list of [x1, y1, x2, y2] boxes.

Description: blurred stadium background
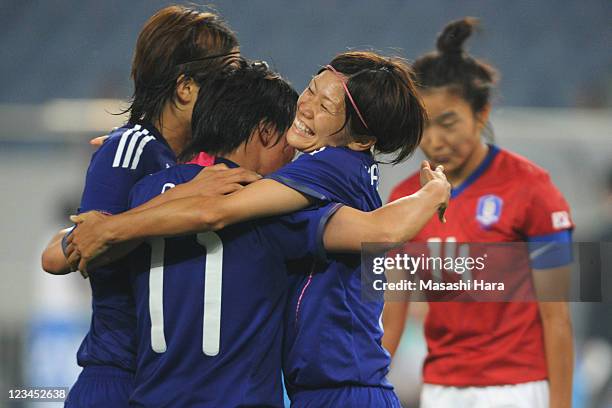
[[0, 1, 610, 407]]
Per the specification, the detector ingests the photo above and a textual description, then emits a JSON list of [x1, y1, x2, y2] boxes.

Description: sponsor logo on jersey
[[476, 194, 503, 227], [551, 211, 571, 229]]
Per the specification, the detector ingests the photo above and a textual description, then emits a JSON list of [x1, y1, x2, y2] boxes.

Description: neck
[[154, 105, 191, 157], [223, 145, 261, 173], [447, 142, 490, 187]]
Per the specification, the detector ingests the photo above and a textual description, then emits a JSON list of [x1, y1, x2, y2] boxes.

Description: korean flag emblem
[[476, 194, 503, 227]]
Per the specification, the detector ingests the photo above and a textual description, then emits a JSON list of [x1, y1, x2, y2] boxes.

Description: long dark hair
[[127, 5, 239, 125]]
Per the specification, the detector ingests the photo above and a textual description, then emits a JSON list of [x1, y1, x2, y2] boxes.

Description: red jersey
[[388, 145, 573, 386]]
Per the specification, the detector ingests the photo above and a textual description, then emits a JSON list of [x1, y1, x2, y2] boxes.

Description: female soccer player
[[68, 51, 449, 407], [382, 18, 574, 408], [39, 6, 255, 407]]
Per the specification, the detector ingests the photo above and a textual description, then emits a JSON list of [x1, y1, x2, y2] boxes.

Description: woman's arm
[[70, 163, 448, 269], [382, 301, 410, 358], [322, 178, 449, 252], [69, 179, 311, 269], [538, 300, 574, 408], [41, 228, 72, 274], [533, 265, 574, 408]]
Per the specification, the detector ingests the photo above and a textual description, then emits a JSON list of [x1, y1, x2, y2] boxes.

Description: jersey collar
[[214, 157, 240, 168], [450, 144, 499, 199], [132, 121, 173, 153]]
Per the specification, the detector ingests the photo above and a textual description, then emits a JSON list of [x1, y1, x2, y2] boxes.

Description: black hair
[[179, 60, 298, 161], [414, 17, 498, 114], [323, 51, 426, 164]]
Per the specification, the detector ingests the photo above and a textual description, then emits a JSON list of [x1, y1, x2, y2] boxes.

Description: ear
[[256, 122, 277, 148], [476, 103, 491, 129], [175, 75, 198, 105], [346, 136, 376, 152]]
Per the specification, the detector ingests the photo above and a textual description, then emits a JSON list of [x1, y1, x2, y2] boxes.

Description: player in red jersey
[[383, 18, 574, 408]]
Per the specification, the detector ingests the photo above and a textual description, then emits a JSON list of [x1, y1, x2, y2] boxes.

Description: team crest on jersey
[[476, 194, 503, 227], [551, 211, 571, 229]]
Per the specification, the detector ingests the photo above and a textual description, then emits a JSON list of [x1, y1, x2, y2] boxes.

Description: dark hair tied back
[[436, 17, 478, 56], [414, 17, 498, 114]]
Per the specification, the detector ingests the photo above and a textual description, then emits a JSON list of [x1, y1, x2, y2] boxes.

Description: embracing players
[[68, 51, 450, 407]]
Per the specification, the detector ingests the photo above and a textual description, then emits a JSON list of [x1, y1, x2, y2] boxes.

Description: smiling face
[[286, 70, 352, 152], [419, 87, 489, 175]]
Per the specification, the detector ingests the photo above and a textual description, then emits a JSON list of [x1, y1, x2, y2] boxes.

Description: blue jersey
[[76, 122, 176, 372], [267, 147, 392, 394], [126, 160, 339, 408]]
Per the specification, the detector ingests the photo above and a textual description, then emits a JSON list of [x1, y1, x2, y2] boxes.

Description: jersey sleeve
[[263, 203, 344, 262], [78, 135, 164, 215], [521, 173, 574, 268], [266, 148, 355, 204]]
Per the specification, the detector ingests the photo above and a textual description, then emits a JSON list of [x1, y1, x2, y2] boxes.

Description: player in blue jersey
[[69, 51, 450, 407], [125, 59, 329, 408], [39, 6, 255, 408]]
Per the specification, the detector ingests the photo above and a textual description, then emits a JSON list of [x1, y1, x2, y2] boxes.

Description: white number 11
[[148, 232, 224, 356]]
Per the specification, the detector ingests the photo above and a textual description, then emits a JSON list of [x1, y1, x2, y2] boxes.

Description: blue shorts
[[64, 366, 134, 408], [290, 386, 402, 408]]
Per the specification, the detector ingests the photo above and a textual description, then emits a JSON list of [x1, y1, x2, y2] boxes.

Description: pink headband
[[324, 64, 369, 130]]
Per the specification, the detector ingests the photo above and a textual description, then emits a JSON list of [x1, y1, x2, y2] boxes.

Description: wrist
[[103, 215, 126, 244], [423, 180, 448, 205]]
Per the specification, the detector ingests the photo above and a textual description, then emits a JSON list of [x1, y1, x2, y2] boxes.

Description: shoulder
[[495, 148, 551, 184], [300, 146, 371, 165], [130, 164, 202, 207], [94, 123, 169, 170], [388, 171, 421, 201], [136, 164, 202, 190]]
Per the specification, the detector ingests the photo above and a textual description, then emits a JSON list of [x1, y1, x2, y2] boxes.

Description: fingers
[[65, 242, 77, 259], [192, 167, 262, 197], [70, 214, 84, 224], [67, 249, 81, 272], [90, 135, 109, 146], [220, 183, 244, 195], [203, 163, 229, 172], [438, 204, 447, 224], [421, 160, 431, 170], [422, 168, 436, 180], [197, 164, 228, 179], [78, 258, 88, 276], [435, 165, 444, 173], [224, 168, 262, 185]]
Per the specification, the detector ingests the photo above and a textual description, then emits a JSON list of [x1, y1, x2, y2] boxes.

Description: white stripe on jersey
[[112, 124, 141, 168], [131, 135, 156, 170], [121, 129, 150, 168]]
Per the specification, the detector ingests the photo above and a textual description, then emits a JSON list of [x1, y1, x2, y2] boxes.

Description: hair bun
[[436, 17, 478, 56]]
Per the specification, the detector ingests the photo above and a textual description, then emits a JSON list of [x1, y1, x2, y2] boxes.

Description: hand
[[63, 239, 88, 278], [420, 161, 450, 222], [90, 135, 109, 147], [188, 164, 262, 196], [66, 211, 113, 274]]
